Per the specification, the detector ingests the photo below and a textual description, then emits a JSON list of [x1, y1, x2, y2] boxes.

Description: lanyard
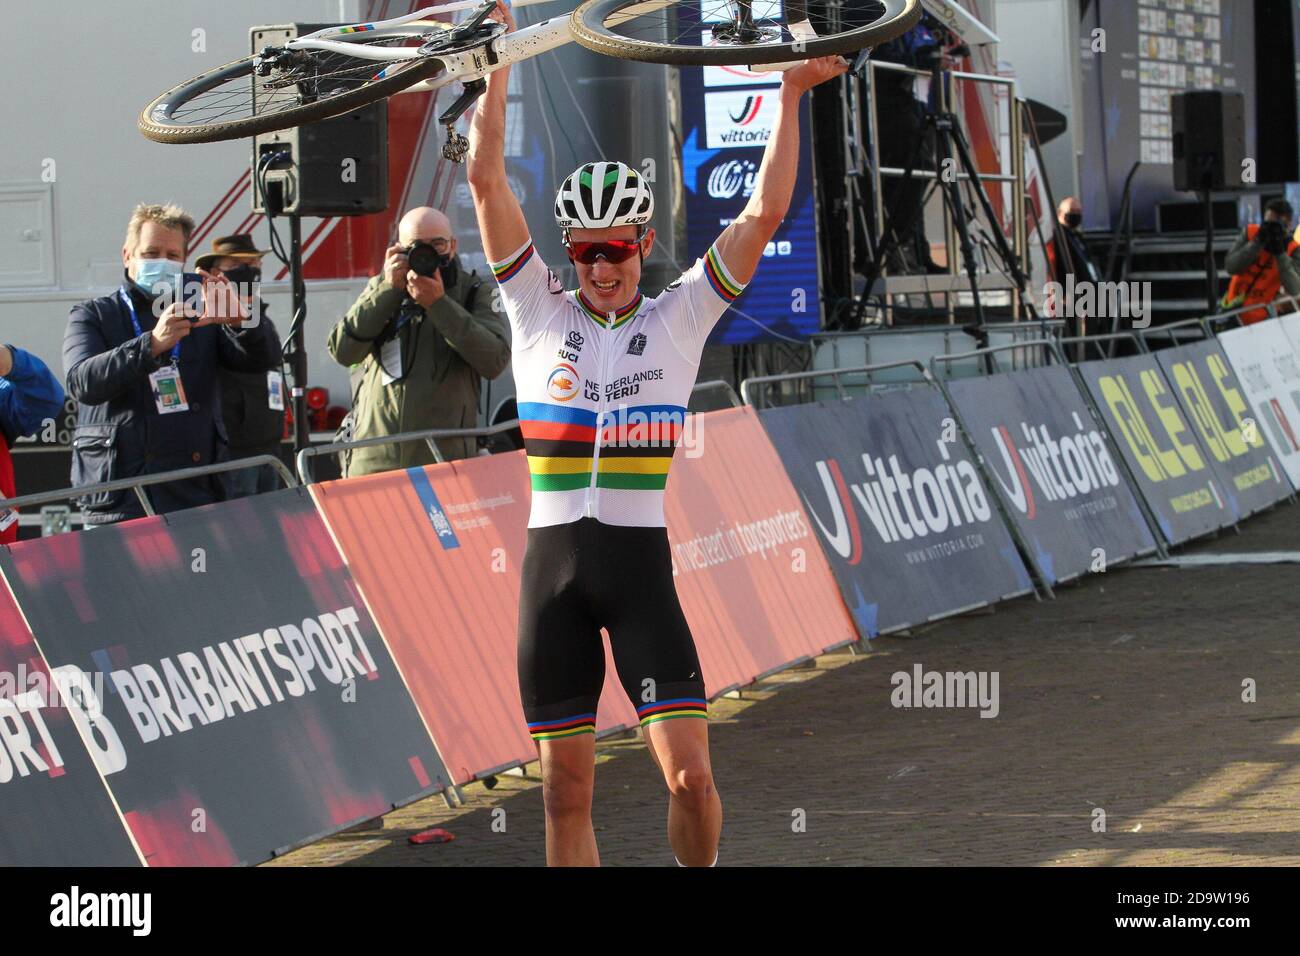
[[120, 287, 180, 363]]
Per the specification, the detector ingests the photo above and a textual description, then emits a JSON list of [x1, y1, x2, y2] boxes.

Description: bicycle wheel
[[570, 0, 920, 66], [139, 28, 450, 144]]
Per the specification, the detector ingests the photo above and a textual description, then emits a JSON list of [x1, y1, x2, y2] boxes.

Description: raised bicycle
[[138, 0, 920, 160]]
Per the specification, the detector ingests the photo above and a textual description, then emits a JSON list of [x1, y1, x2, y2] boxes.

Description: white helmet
[[554, 161, 654, 231]]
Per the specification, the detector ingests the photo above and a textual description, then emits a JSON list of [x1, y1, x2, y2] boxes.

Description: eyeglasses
[[563, 231, 646, 265]]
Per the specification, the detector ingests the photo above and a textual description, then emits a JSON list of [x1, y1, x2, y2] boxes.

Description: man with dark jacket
[[63, 203, 282, 526], [197, 234, 287, 497], [328, 206, 509, 475], [1222, 199, 1300, 324]]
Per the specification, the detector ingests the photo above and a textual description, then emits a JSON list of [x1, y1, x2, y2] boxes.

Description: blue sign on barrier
[[759, 389, 1033, 637], [1153, 339, 1293, 517], [1075, 352, 1239, 544], [946, 365, 1157, 585]]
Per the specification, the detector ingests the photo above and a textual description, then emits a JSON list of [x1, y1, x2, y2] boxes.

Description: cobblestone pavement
[[269, 503, 1300, 867]]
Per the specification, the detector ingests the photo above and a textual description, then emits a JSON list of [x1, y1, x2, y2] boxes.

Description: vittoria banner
[[1075, 352, 1238, 544], [946, 365, 1158, 585], [759, 390, 1033, 636], [0, 489, 447, 866], [1153, 339, 1291, 517]]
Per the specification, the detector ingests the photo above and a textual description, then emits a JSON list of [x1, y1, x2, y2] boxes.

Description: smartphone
[[170, 272, 205, 321]]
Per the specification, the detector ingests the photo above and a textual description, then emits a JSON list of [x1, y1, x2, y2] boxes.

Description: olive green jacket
[[327, 266, 509, 476]]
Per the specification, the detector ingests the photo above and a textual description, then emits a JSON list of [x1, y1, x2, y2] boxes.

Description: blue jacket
[[0, 345, 65, 448], [63, 277, 282, 523]]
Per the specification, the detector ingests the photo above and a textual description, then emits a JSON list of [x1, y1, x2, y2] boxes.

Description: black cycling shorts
[[517, 517, 707, 742]]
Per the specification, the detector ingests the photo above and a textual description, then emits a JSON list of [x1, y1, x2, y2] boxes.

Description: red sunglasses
[[563, 232, 645, 265]]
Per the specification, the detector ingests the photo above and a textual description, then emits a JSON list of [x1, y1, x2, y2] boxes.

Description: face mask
[[1064, 212, 1083, 230], [132, 257, 183, 296]]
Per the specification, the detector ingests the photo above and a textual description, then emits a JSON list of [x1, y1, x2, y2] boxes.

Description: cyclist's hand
[[487, 1, 516, 33], [383, 243, 411, 289], [782, 55, 850, 93]]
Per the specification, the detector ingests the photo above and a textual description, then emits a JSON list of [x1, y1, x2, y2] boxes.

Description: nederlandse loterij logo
[[546, 363, 580, 402]]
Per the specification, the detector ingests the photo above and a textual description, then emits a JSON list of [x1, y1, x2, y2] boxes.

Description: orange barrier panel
[[310, 407, 856, 785], [309, 453, 636, 785], [665, 406, 858, 691]]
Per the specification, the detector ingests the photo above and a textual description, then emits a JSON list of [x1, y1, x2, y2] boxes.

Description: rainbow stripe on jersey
[[637, 698, 708, 727], [519, 402, 686, 493]]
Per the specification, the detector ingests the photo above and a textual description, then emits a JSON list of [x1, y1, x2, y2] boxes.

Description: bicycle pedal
[[442, 130, 470, 164]]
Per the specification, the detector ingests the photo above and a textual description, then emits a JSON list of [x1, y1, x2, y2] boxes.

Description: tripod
[[851, 63, 1032, 333]]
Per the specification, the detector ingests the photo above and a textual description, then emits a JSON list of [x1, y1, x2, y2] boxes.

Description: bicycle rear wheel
[[570, 0, 920, 66], [138, 29, 446, 144]]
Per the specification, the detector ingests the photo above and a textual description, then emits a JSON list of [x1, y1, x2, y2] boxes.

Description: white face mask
[[132, 257, 184, 295]]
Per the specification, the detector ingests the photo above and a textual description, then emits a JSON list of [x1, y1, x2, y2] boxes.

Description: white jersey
[[489, 236, 746, 528]]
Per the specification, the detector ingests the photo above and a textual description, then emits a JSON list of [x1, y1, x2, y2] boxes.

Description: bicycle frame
[[280, 0, 797, 92]]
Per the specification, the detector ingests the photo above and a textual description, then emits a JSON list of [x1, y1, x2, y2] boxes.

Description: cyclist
[[467, 2, 848, 866]]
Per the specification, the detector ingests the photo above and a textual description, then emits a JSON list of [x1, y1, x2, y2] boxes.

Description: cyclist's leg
[[518, 521, 606, 866], [596, 524, 721, 866]]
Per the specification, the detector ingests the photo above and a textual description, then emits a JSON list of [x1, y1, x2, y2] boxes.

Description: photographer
[[63, 203, 282, 526], [327, 207, 509, 476], [1222, 199, 1300, 325]]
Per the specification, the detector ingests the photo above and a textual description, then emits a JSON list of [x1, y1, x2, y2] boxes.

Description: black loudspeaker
[[1171, 91, 1245, 192], [250, 24, 389, 217]]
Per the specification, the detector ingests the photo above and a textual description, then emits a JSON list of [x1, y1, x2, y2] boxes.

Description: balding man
[[328, 207, 509, 475]]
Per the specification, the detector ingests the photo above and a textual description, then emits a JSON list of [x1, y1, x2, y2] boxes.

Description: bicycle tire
[[138, 51, 445, 145], [569, 0, 921, 66]]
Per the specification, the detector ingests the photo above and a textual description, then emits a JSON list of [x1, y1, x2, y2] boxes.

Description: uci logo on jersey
[[546, 362, 581, 402]]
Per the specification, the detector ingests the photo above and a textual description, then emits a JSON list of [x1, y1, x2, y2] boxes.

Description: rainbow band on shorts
[[637, 698, 708, 727], [528, 712, 597, 741]]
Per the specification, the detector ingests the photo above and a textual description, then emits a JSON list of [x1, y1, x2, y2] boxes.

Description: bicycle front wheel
[[138, 30, 445, 144], [570, 0, 921, 66]]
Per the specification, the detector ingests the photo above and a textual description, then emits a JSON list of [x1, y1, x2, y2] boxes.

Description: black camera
[[404, 240, 448, 278], [1258, 219, 1289, 256]]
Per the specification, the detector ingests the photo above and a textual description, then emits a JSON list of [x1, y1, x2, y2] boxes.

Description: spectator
[[327, 206, 509, 476], [63, 203, 282, 526], [0, 345, 66, 543], [1051, 197, 1101, 285], [1222, 199, 1300, 324], [196, 234, 286, 497]]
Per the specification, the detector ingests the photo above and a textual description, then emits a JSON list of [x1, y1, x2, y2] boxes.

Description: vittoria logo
[[627, 332, 647, 356], [546, 362, 581, 402]]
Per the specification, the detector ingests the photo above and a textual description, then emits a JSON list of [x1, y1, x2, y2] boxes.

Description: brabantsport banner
[[1217, 321, 1300, 488], [1153, 339, 1292, 516], [758, 390, 1033, 637], [0, 580, 141, 866], [0, 488, 447, 866], [946, 365, 1158, 585], [663, 406, 859, 668], [1075, 353, 1238, 544]]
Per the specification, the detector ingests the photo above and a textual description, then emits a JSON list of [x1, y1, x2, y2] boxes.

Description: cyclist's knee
[[665, 763, 715, 806], [541, 752, 594, 818]]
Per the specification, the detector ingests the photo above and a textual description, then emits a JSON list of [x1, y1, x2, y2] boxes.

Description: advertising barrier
[[0, 488, 446, 866], [1075, 352, 1239, 544], [1217, 321, 1300, 488], [945, 365, 1157, 585], [663, 407, 858, 671], [0, 582, 142, 866], [759, 390, 1033, 636], [1153, 339, 1292, 516]]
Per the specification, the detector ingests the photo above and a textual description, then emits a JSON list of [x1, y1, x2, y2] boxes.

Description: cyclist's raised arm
[[467, 4, 529, 262], [712, 56, 849, 284]]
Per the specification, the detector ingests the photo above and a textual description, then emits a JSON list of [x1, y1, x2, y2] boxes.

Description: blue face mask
[[132, 257, 183, 296]]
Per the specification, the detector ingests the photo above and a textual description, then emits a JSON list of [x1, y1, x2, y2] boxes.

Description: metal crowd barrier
[[0, 455, 295, 518], [740, 359, 934, 409], [296, 421, 522, 484]]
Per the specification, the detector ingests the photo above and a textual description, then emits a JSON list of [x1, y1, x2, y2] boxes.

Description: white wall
[[993, 0, 1082, 205]]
